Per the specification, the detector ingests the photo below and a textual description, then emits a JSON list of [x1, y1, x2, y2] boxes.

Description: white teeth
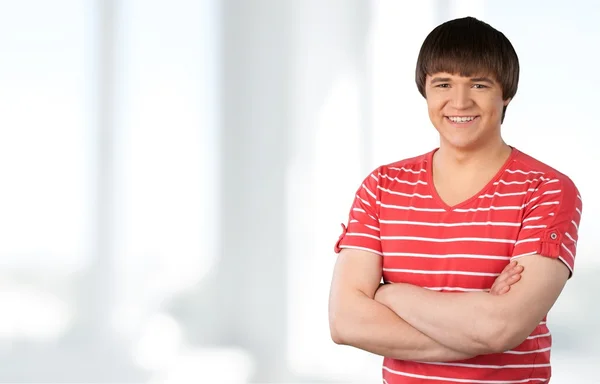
[[448, 116, 475, 123]]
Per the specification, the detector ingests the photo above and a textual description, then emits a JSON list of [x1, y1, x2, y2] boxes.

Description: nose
[[449, 86, 473, 109]]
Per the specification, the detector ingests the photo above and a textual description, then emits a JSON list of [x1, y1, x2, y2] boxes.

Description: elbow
[[484, 328, 512, 354], [330, 324, 345, 345], [464, 315, 510, 354], [328, 309, 351, 345], [328, 288, 371, 346], [479, 319, 527, 354], [487, 336, 522, 355], [494, 330, 531, 353], [328, 315, 346, 345]]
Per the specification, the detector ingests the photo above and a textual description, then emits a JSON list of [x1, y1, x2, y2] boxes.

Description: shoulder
[[510, 149, 577, 188], [374, 150, 433, 181], [510, 148, 581, 201]]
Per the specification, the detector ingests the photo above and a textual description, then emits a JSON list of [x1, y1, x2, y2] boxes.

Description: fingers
[[490, 261, 524, 295], [494, 264, 520, 287], [502, 261, 517, 272], [497, 285, 510, 295]]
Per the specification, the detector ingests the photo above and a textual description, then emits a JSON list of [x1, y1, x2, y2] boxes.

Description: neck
[[435, 137, 512, 171]]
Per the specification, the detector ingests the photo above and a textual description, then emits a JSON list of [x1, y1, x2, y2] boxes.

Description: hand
[[490, 261, 523, 295]]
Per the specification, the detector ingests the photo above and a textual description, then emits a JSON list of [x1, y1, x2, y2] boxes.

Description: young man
[[328, 16, 582, 383]]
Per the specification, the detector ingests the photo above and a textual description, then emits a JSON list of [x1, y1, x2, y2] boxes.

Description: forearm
[[330, 291, 475, 362], [376, 284, 504, 355]]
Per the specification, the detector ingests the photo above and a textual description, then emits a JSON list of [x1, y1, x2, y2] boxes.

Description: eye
[[473, 84, 488, 89], [435, 83, 450, 88]]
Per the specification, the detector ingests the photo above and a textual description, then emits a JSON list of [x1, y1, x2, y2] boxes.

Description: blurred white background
[[0, 0, 597, 382]]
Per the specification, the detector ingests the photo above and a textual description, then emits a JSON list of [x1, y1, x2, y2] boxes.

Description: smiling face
[[425, 72, 510, 152]]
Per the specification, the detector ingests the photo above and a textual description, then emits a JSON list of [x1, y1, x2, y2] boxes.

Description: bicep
[[329, 248, 383, 300], [496, 254, 569, 345]]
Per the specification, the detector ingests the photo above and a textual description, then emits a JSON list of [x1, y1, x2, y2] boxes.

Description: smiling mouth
[[446, 116, 479, 124]]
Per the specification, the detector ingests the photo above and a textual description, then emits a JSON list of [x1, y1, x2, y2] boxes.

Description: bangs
[[422, 48, 502, 81]]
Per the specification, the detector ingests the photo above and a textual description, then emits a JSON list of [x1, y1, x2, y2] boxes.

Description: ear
[[503, 97, 512, 107]]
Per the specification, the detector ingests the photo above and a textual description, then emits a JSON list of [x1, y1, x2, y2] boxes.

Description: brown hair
[[415, 17, 519, 123]]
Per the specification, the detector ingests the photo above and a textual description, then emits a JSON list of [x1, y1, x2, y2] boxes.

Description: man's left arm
[[376, 175, 583, 356], [375, 255, 567, 355]]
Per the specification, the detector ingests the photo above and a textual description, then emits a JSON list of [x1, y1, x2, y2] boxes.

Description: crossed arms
[[328, 248, 569, 362]]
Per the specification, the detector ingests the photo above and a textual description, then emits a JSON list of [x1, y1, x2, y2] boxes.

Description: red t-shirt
[[335, 147, 582, 384]]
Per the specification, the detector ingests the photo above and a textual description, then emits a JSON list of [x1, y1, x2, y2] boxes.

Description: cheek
[[426, 104, 441, 122], [479, 97, 504, 118], [425, 97, 445, 115], [493, 101, 506, 118]]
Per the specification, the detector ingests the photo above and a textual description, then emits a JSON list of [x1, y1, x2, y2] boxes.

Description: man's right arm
[[328, 248, 474, 362]]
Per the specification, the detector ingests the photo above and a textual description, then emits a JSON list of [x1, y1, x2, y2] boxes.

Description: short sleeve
[[334, 168, 382, 255], [511, 176, 583, 276]]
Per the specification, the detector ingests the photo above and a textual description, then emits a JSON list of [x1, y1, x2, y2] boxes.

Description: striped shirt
[[335, 147, 582, 384]]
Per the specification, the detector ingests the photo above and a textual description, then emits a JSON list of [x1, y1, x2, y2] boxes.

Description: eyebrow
[[470, 77, 495, 84], [430, 77, 451, 84], [430, 76, 496, 85]]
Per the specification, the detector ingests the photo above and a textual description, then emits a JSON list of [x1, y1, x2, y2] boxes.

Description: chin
[[442, 135, 482, 151]]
